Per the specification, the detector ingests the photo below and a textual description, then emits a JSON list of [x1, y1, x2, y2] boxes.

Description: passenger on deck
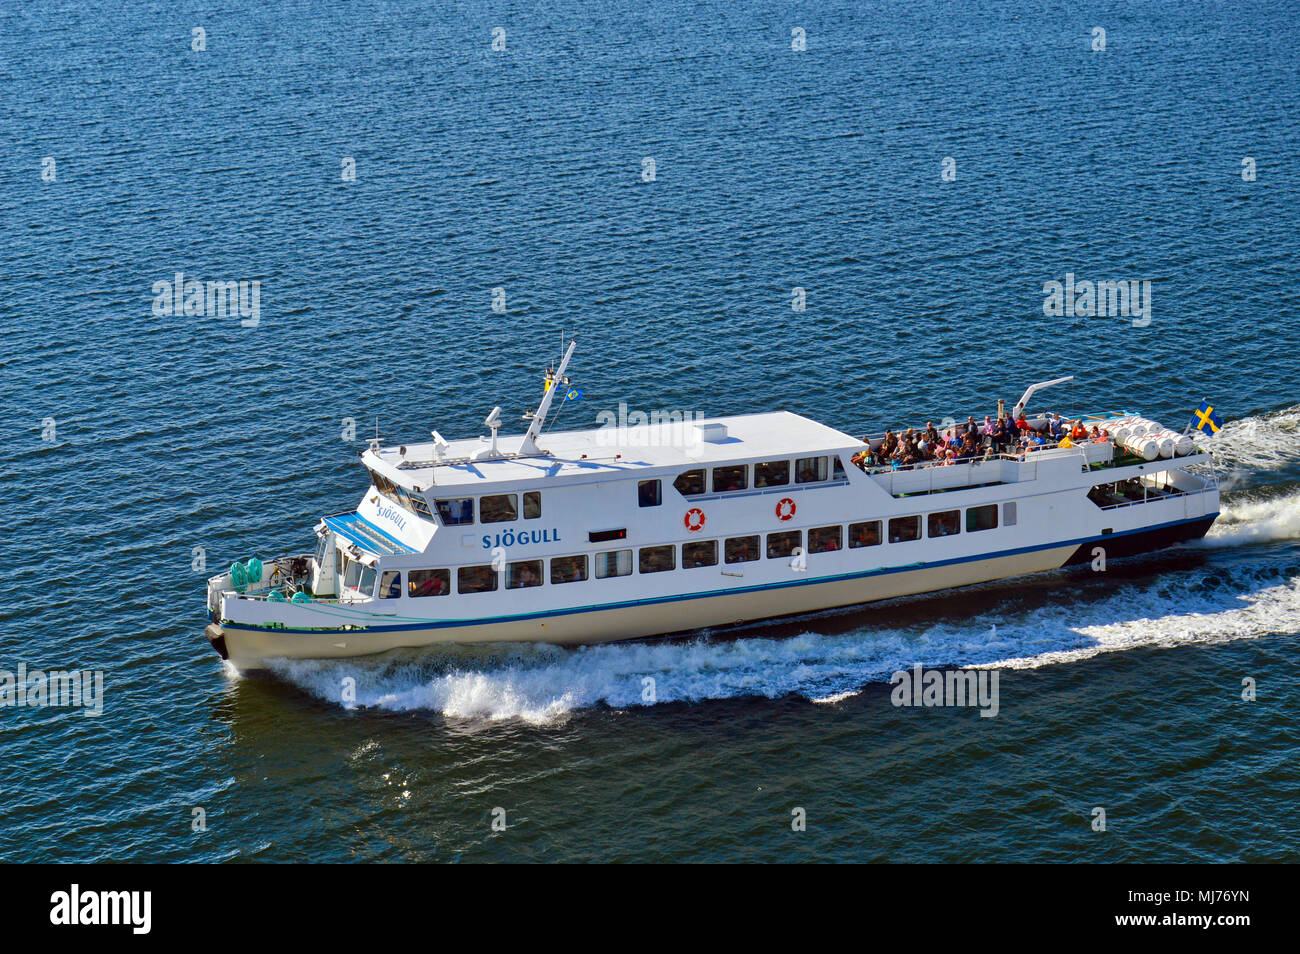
[[1016, 412, 1031, 434], [1048, 413, 1066, 439], [993, 416, 1011, 452], [1070, 420, 1088, 440]]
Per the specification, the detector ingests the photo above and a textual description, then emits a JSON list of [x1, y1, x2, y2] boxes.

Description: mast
[[1012, 375, 1074, 420], [519, 339, 577, 457]]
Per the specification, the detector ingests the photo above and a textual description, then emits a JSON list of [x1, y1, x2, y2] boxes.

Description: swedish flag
[[1192, 401, 1223, 435]]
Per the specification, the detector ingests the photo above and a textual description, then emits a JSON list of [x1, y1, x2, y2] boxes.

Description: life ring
[[684, 508, 706, 532], [775, 497, 796, 521]]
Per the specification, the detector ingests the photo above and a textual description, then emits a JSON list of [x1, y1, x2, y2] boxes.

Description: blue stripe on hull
[[236, 513, 1217, 637]]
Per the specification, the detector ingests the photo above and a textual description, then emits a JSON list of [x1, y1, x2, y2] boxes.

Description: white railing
[[1095, 486, 1216, 512]]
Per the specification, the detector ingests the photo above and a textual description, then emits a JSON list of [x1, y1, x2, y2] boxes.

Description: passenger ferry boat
[[205, 341, 1220, 670]]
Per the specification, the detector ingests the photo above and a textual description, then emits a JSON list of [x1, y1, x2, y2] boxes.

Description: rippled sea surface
[[1, 1, 1298, 862]]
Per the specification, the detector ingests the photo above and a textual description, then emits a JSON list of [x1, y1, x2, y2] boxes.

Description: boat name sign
[[481, 528, 563, 549]]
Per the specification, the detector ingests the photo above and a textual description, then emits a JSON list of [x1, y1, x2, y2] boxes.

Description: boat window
[[394, 486, 413, 510], [1004, 502, 1017, 526], [345, 563, 376, 596], [358, 565, 377, 596], [766, 530, 801, 559], [369, 469, 395, 497], [682, 540, 718, 568], [638, 545, 676, 573], [458, 564, 499, 594], [523, 491, 542, 519], [795, 456, 828, 483], [712, 465, 748, 493], [849, 521, 882, 548], [673, 470, 707, 496], [724, 535, 761, 564], [408, 568, 450, 597], [379, 570, 402, 599], [928, 510, 961, 538], [808, 525, 843, 553], [754, 460, 789, 487], [435, 497, 474, 526], [594, 549, 633, 579], [408, 493, 434, 520], [550, 554, 588, 584], [480, 494, 518, 523], [314, 533, 329, 566], [888, 515, 921, 543], [832, 457, 846, 480], [638, 479, 662, 507], [506, 560, 543, 589], [967, 504, 999, 533]]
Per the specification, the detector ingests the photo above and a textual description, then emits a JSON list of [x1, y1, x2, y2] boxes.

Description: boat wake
[[1199, 488, 1300, 547], [266, 563, 1298, 723], [264, 404, 1299, 724], [1194, 403, 1300, 484]]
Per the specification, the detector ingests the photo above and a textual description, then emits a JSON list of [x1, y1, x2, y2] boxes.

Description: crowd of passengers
[[850, 412, 1111, 472]]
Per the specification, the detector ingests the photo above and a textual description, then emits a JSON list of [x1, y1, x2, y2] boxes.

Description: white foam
[[1201, 490, 1300, 547], [811, 690, 860, 705], [267, 564, 1298, 723]]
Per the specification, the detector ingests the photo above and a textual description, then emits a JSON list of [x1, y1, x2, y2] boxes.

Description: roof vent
[[694, 423, 728, 443]]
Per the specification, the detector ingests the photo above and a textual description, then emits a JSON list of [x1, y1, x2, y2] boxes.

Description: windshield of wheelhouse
[[341, 555, 377, 598], [366, 467, 434, 521]]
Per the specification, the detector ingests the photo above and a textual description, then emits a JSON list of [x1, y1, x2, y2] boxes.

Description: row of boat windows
[[433, 490, 542, 526], [369, 468, 543, 526], [657, 456, 847, 502], [371, 456, 849, 526], [362, 502, 1017, 598]]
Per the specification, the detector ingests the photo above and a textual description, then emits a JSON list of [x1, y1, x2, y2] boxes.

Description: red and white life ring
[[684, 508, 706, 532], [775, 497, 796, 521]]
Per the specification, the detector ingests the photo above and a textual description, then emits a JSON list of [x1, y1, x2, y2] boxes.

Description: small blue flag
[[564, 387, 583, 402], [1191, 401, 1222, 435]]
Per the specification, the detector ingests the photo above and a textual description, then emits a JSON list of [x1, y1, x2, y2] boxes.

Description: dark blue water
[[1, 0, 1297, 862]]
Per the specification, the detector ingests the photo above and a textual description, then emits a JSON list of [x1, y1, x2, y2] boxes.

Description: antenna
[[472, 407, 505, 460], [520, 339, 577, 457]]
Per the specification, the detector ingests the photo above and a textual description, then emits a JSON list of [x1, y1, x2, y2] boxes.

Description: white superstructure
[[205, 343, 1220, 670]]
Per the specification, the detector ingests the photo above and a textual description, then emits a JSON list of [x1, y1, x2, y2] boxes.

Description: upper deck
[[363, 411, 863, 493]]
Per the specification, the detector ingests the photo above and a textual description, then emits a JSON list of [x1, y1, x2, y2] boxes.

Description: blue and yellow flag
[[564, 387, 583, 402], [1191, 401, 1223, 435]]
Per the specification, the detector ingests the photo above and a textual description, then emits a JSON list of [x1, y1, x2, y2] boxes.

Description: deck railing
[[1094, 485, 1217, 512]]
